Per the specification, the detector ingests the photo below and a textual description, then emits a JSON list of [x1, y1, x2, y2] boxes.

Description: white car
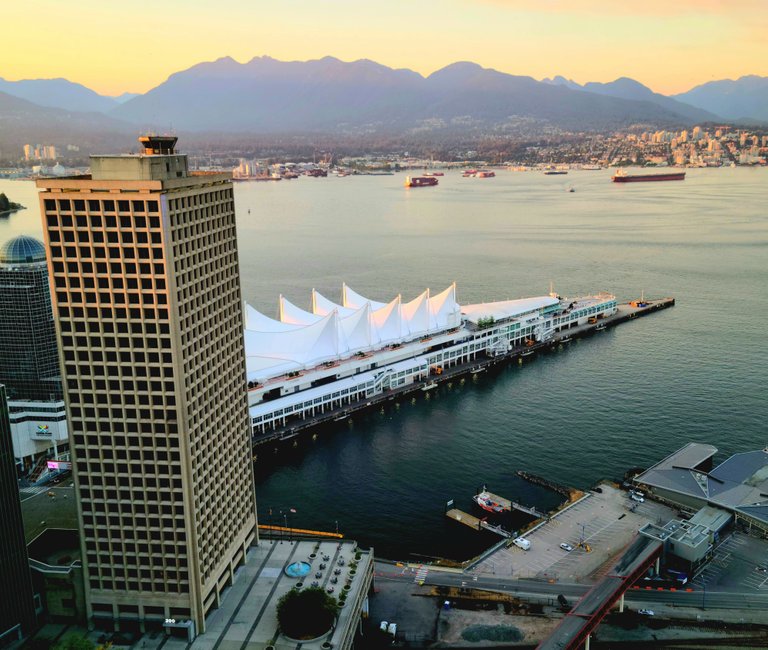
[[630, 493, 644, 503], [638, 609, 654, 616], [559, 543, 574, 552]]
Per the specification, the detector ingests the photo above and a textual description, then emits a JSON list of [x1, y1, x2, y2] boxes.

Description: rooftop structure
[[636, 444, 768, 533], [0, 235, 47, 264], [182, 539, 373, 650]]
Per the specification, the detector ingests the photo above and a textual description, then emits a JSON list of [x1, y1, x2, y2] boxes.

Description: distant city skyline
[[5, 0, 767, 96]]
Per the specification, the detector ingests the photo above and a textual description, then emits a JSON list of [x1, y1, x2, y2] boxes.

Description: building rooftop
[[636, 444, 768, 525], [0, 235, 47, 265], [186, 539, 373, 650]]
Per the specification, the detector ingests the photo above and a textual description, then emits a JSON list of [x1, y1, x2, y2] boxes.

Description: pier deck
[[253, 297, 675, 449], [446, 508, 482, 531], [445, 509, 512, 538]]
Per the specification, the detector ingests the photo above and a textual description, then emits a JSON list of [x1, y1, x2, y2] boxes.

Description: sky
[[5, 0, 766, 96]]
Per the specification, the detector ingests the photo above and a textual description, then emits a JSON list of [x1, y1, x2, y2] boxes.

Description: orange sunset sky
[[5, 0, 766, 96]]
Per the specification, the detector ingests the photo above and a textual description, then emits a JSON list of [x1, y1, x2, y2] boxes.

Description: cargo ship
[[612, 169, 686, 183], [405, 176, 438, 187]]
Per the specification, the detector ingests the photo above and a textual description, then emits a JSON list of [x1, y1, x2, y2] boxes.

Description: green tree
[[277, 587, 339, 639], [53, 634, 95, 650], [0, 193, 9, 211]]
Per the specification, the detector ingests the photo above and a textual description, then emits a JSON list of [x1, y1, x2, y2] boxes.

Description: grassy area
[[21, 485, 78, 542]]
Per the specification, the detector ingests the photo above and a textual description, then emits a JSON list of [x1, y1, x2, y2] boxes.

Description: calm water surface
[[2, 168, 767, 561]]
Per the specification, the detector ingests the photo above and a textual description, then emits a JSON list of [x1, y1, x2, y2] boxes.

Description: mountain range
[[1, 57, 766, 147]]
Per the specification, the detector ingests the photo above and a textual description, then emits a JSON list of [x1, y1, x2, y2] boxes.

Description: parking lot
[[470, 483, 675, 582], [691, 530, 768, 592]]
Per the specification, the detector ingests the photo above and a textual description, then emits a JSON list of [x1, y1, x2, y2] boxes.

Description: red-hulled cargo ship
[[612, 169, 686, 183], [405, 176, 438, 187]]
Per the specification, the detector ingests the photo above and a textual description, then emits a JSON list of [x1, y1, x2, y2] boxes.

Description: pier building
[[635, 443, 768, 536], [37, 136, 258, 636], [245, 285, 618, 437]]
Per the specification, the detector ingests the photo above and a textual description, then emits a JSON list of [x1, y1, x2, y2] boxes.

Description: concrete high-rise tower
[[37, 136, 258, 635]]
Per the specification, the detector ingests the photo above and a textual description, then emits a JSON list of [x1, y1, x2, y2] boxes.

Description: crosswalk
[[414, 566, 429, 584], [19, 485, 51, 501]]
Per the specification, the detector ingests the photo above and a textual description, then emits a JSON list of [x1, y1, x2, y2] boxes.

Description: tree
[[53, 635, 95, 650], [277, 587, 339, 639], [0, 193, 8, 211]]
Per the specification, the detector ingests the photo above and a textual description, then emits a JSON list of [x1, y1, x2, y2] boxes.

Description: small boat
[[595, 323, 607, 331], [544, 170, 568, 175], [405, 176, 438, 187], [462, 169, 478, 178], [475, 170, 495, 178], [421, 382, 437, 391], [473, 487, 510, 514], [471, 367, 486, 375], [521, 349, 535, 357], [559, 336, 572, 343], [423, 171, 444, 177]]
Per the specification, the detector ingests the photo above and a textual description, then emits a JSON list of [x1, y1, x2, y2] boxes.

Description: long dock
[[511, 502, 549, 519], [253, 297, 675, 449], [445, 509, 512, 538]]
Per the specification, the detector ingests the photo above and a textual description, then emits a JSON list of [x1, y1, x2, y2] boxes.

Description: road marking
[[414, 566, 429, 584]]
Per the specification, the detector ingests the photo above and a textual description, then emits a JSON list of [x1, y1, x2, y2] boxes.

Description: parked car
[[630, 493, 644, 503], [638, 609, 655, 616], [559, 543, 574, 552]]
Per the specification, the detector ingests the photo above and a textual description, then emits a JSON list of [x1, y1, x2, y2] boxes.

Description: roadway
[[374, 561, 768, 610]]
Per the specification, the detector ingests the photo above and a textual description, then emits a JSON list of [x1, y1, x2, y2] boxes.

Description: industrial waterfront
[[2, 168, 766, 565]]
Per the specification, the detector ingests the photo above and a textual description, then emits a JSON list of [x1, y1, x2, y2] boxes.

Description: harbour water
[[2, 168, 767, 562]]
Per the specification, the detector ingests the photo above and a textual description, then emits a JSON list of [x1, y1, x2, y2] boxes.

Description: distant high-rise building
[[0, 236, 67, 474], [37, 135, 258, 635], [0, 236, 62, 402], [0, 384, 37, 644]]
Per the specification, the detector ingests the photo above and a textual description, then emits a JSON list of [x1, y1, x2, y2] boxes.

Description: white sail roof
[[244, 303, 299, 332], [342, 284, 387, 311], [279, 295, 322, 325], [312, 289, 355, 318], [245, 284, 463, 380], [429, 283, 461, 330], [402, 290, 430, 337]]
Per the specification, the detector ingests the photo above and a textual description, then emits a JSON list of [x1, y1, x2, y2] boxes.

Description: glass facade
[[0, 241, 62, 402]]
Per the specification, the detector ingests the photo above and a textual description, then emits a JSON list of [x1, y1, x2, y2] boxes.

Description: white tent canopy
[[245, 284, 462, 381]]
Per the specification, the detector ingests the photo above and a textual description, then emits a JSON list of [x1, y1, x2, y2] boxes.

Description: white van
[[513, 537, 531, 551]]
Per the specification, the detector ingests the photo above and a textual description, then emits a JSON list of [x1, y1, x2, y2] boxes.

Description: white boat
[[521, 349, 535, 357], [559, 336, 572, 343], [421, 382, 437, 391]]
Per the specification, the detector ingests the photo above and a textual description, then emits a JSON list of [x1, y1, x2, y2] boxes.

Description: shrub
[[277, 587, 339, 639]]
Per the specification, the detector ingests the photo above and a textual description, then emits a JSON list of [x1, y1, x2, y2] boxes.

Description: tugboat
[[405, 176, 438, 187], [473, 487, 511, 514]]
